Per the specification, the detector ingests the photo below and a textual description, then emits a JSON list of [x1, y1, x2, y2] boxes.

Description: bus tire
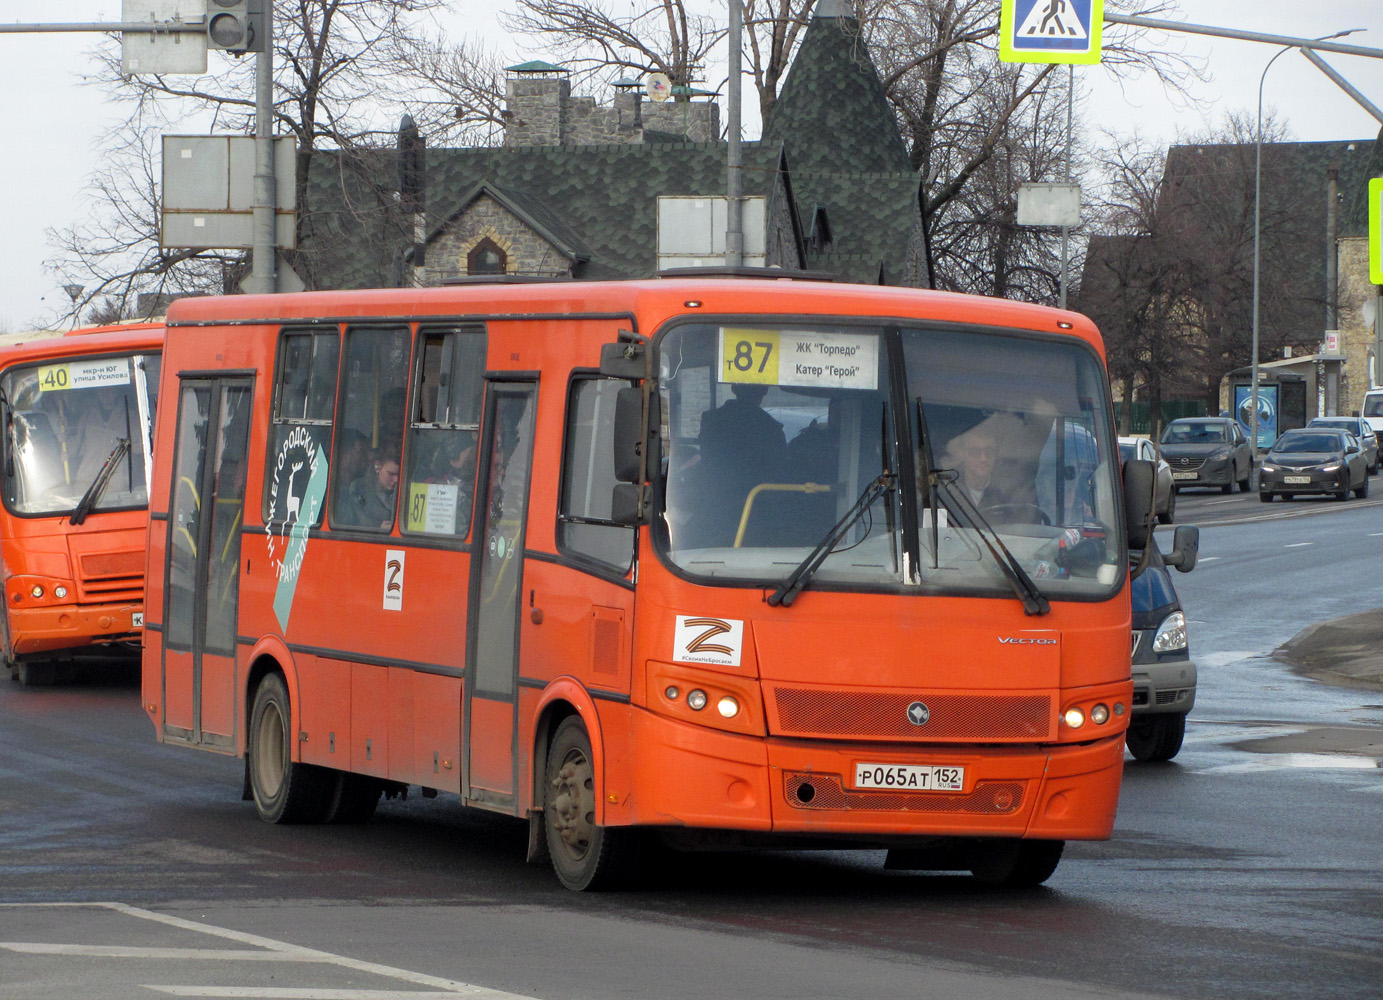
[[968, 838, 1063, 888], [248, 673, 333, 824], [543, 715, 640, 891], [324, 772, 382, 824]]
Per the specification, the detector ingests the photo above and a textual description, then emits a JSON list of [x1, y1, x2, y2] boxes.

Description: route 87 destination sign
[[1000, 0, 1105, 65]]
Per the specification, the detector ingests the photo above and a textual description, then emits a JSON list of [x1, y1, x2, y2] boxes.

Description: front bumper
[[1259, 468, 1345, 496], [7, 602, 143, 656], [623, 709, 1127, 842], [1170, 457, 1231, 488]]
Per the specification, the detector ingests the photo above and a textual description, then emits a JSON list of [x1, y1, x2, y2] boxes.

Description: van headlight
[[1152, 611, 1187, 653]]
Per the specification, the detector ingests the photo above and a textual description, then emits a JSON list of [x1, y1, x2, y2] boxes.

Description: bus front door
[[464, 382, 537, 807], [162, 378, 252, 750]]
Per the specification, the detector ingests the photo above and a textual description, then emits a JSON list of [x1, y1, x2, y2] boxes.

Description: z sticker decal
[[673, 615, 744, 667]]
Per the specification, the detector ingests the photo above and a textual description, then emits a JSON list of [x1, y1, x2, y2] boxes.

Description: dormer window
[[468, 238, 507, 275]]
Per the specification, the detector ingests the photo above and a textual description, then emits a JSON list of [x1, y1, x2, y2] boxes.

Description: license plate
[[1284, 475, 1311, 484], [132, 612, 144, 628], [1172, 471, 1197, 480], [853, 763, 964, 791]]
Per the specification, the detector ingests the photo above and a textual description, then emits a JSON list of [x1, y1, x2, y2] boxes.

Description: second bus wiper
[[767, 473, 895, 608], [931, 472, 1050, 616], [70, 438, 130, 526]]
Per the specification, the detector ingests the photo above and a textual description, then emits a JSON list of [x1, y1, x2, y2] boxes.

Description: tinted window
[[559, 376, 635, 571], [330, 326, 410, 530]]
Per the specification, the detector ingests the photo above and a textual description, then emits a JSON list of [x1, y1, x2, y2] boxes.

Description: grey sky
[[1, 0, 1380, 332]]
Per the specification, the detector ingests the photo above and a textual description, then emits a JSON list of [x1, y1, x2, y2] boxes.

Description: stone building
[[295, 0, 925, 291]]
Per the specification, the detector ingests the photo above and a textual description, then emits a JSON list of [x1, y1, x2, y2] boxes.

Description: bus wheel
[[324, 772, 382, 824], [968, 839, 1064, 888], [543, 716, 639, 891], [248, 673, 332, 824], [14, 661, 58, 686]]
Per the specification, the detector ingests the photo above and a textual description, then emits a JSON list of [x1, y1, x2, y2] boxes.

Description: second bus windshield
[[657, 322, 1122, 601]]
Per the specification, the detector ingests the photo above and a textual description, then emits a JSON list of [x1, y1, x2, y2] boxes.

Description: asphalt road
[[1, 497, 1381, 1000]]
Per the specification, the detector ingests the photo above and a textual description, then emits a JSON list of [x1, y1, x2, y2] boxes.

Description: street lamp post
[[1250, 29, 1359, 455]]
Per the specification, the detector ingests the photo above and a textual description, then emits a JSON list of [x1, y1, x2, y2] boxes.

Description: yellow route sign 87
[[718, 328, 781, 385]]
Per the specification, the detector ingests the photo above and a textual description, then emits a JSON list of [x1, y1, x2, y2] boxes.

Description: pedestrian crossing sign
[[1370, 178, 1383, 285], [1000, 0, 1105, 65]]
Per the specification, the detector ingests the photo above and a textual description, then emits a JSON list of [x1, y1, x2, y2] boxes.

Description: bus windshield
[[658, 322, 1122, 600], [3, 353, 160, 516]]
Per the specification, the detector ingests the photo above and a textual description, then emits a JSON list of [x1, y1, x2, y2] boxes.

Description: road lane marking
[[0, 902, 539, 1000], [0, 944, 318, 960], [1284, 542, 1313, 548]]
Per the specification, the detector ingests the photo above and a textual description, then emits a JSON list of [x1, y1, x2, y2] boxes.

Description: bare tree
[[46, 0, 451, 320], [502, 0, 723, 93]]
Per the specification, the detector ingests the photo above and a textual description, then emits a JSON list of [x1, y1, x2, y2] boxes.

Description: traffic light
[[206, 0, 265, 53]]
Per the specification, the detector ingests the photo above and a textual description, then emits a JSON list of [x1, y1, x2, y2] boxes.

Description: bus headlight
[[716, 696, 740, 718], [54, 586, 68, 600], [1064, 707, 1085, 728], [687, 689, 708, 711], [31, 585, 44, 599], [1090, 703, 1110, 725]]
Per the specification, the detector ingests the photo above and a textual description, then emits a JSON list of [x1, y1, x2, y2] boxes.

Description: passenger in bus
[[938, 417, 1048, 526], [336, 429, 371, 487], [426, 436, 478, 533], [691, 383, 787, 545], [344, 451, 400, 528]]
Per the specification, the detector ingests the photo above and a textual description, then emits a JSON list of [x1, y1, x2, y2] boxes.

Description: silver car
[[1119, 436, 1175, 524], [1307, 416, 1379, 475]]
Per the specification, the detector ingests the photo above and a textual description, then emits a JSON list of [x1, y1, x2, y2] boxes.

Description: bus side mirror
[[1163, 524, 1199, 573], [1123, 458, 1155, 551], [600, 340, 647, 380], [613, 386, 645, 483]]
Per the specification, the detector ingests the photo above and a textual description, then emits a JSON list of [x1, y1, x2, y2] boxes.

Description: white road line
[[147, 989, 461, 998], [0, 944, 317, 961], [0, 902, 538, 1000], [1285, 542, 1313, 548]]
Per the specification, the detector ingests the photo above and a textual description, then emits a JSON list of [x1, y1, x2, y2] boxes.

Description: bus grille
[[784, 772, 1025, 815], [76, 549, 145, 603], [771, 688, 1053, 741]]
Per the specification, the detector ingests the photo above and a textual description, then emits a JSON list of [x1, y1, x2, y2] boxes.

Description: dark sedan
[[1259, 428, 1369, 502], [1159, 417, 1253, 493]]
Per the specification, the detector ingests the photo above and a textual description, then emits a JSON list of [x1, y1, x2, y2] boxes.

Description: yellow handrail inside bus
[[733, 482, 832, 548]]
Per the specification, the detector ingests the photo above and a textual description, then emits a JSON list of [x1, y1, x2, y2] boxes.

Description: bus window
[[331, 326, 409, 530], [264, 329, 337, 533], [2, 355, 152, 516], [558, 375, 635, 572], [401, 327, 486, 538], [167, 384, 213, 650]]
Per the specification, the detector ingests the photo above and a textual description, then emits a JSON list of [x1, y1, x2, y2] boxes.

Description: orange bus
[[142, 277, 1155, 889], [2, 323, 163, 685]]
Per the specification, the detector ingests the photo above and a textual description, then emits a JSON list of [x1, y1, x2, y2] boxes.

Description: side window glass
[[558, 376, 635, 571], [402, 326, 487, 538], [330, 326, 410, 530], [265, 329, 337, 528]]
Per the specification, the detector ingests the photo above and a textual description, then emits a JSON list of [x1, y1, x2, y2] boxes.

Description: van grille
[[771, 687, 1053, 741], [76, 549, 144, 603]]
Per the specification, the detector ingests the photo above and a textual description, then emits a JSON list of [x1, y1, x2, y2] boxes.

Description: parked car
[[1307, 416, 1379, 474], [1119, 436, 1175, 523], [1259, 428, 1369, 502], [1159, 417, 1253, 493], [1128, 525, 1200, 762]]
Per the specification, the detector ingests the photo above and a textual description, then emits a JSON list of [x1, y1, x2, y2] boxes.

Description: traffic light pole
[[245, 8, 277, 295]]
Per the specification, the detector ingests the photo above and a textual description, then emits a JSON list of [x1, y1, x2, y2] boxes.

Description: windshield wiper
[[931, 472, 1050, 616], [767, 472, 895, 608], [70, 438, 129, 526]]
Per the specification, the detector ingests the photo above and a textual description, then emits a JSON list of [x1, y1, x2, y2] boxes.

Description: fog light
[[687, 689, 708, 711], [1114, 702, 1126, 716], [1064, 707, 1085, 728], [54, 586, 68, 599], [716, 696, 739, 718], [1091, 703, 1110, 725], [30, 585, 44, 599], [664, 685, 680, 700]]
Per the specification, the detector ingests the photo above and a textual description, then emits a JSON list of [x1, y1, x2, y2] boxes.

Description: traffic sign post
[[1370, 178, 1383, 285], [1000, 0, 1105, 64]]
